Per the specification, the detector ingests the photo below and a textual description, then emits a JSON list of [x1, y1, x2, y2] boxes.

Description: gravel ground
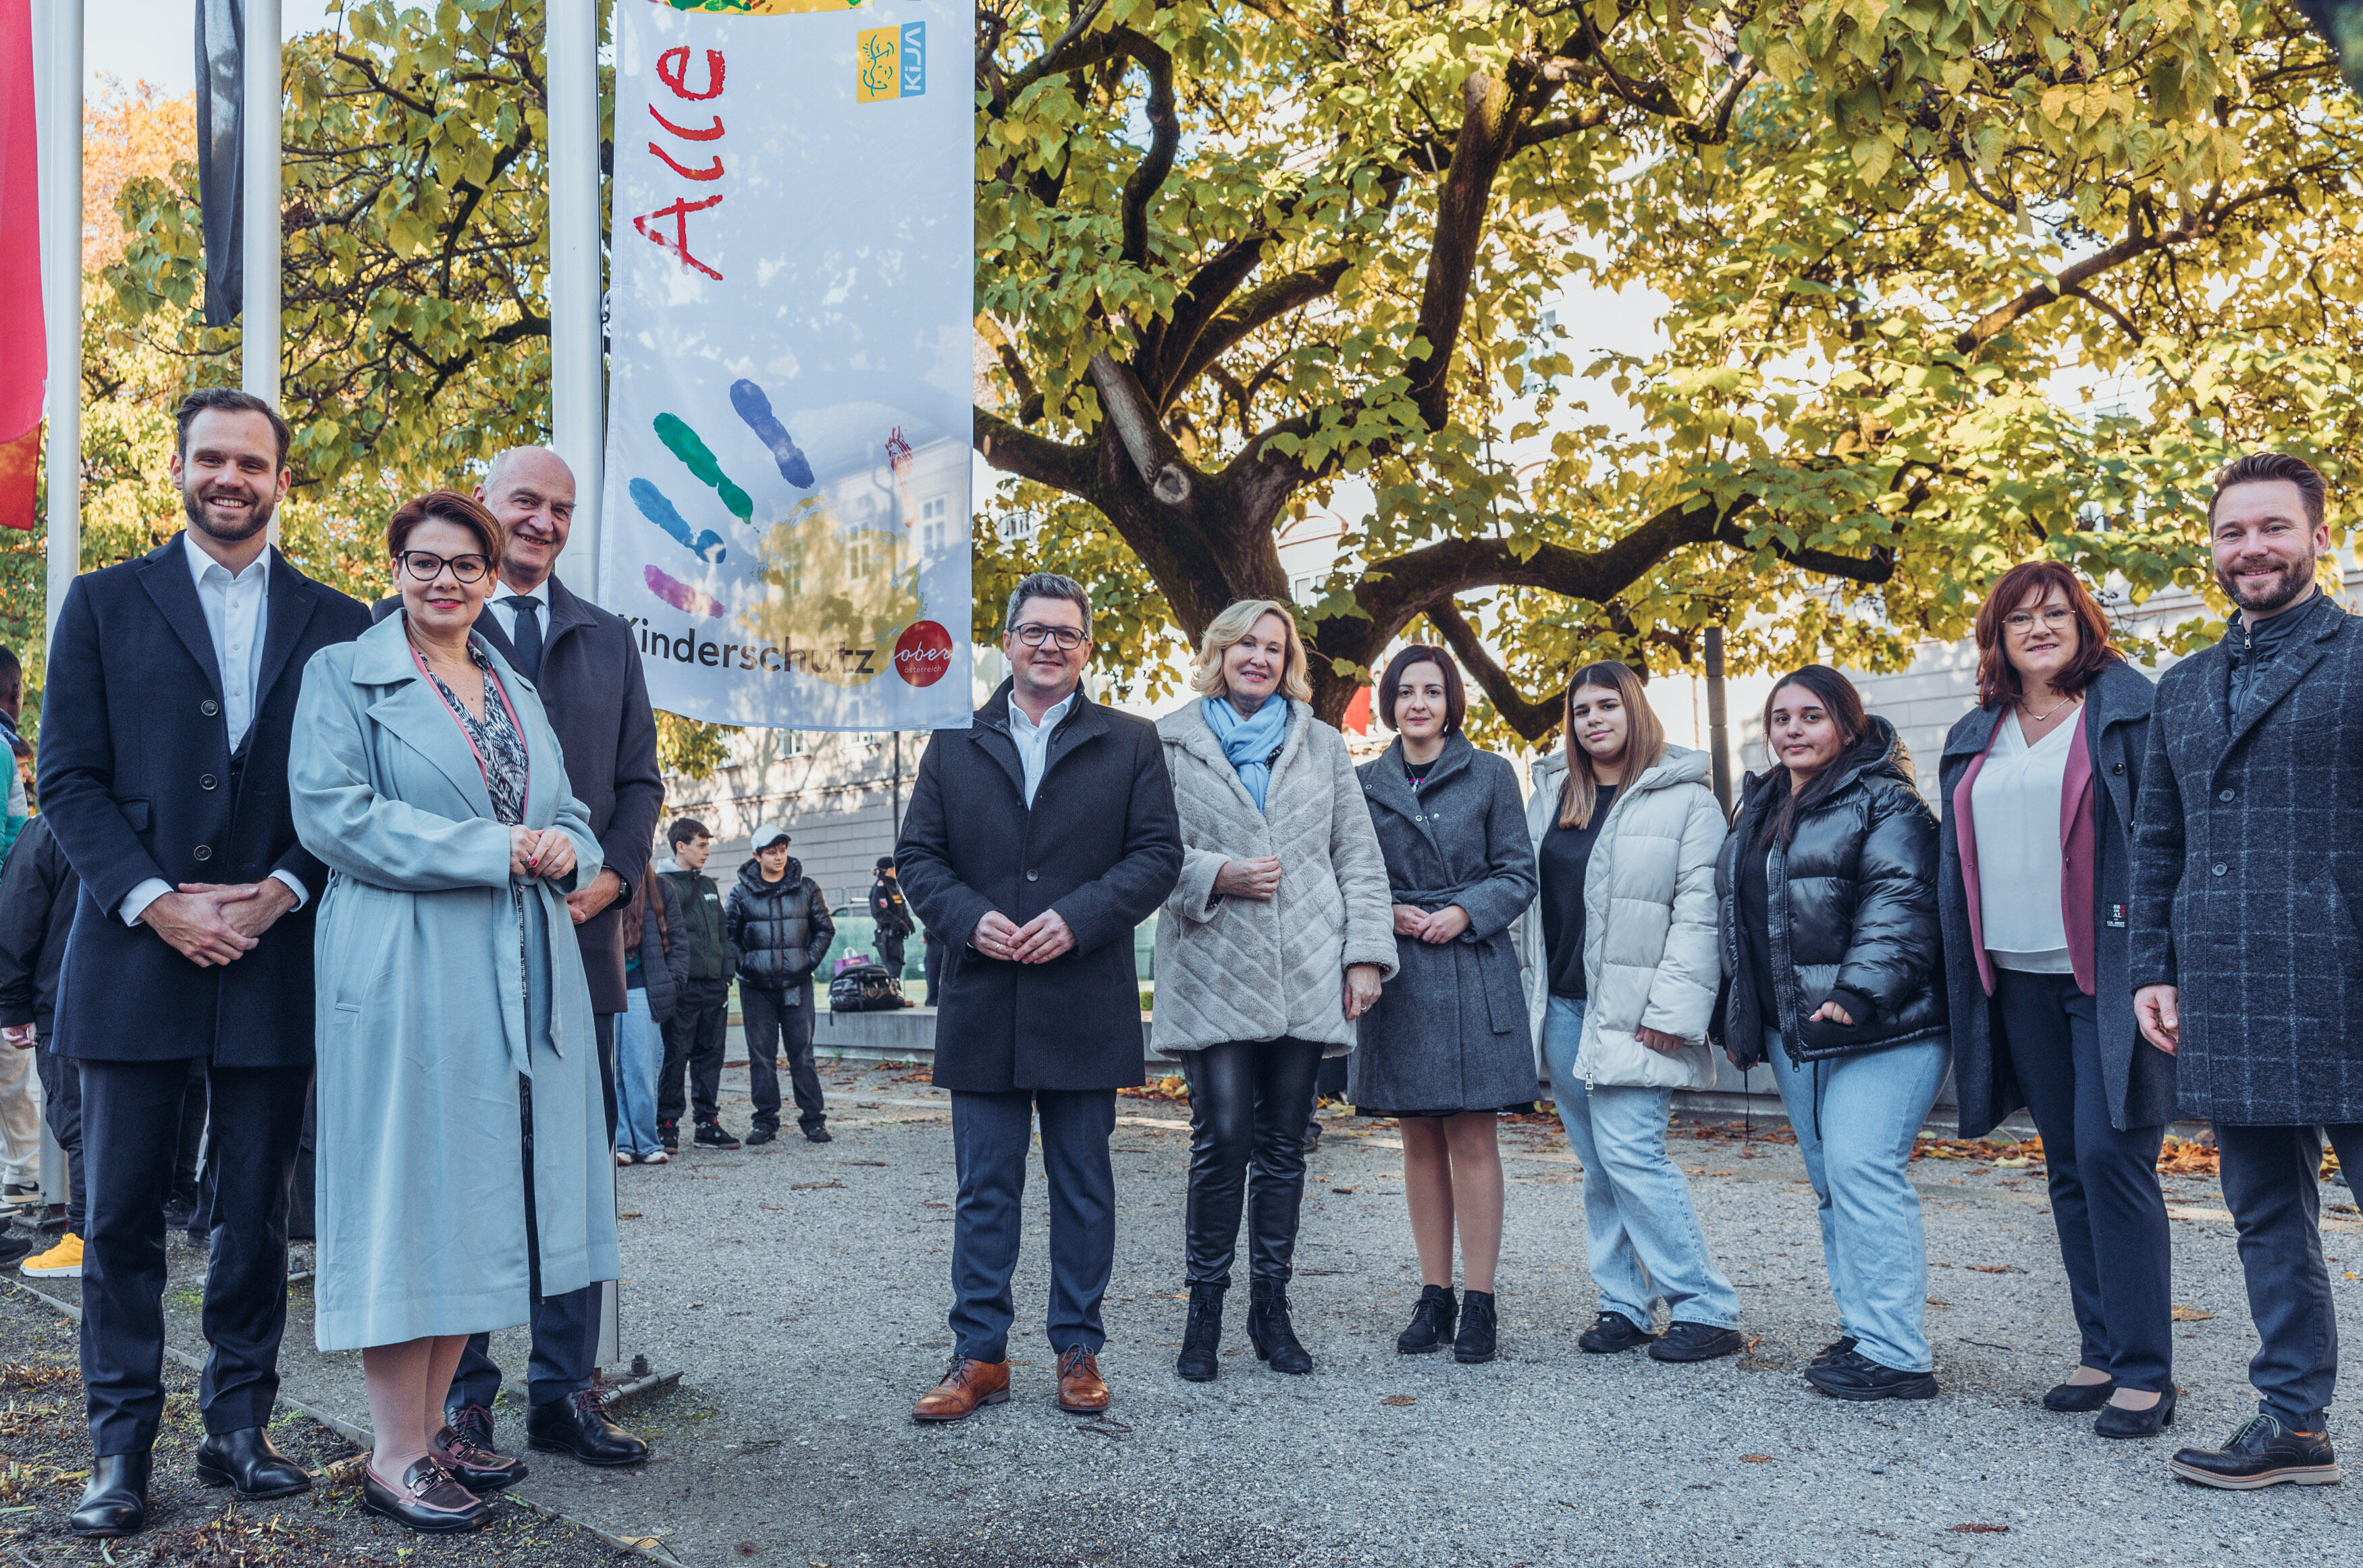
[[15, 1056, 2363, 1566]]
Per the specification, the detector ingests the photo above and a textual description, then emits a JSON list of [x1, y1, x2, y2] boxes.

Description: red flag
[[0, 0, 43, 531], [1342, 685, 1371, 734]]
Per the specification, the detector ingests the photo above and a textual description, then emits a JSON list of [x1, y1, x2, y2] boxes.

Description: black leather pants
[[1181, 1038, 1325, 1289]]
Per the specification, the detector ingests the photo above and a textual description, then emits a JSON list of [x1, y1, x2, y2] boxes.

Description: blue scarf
[[1201, 695, 1289, 812]]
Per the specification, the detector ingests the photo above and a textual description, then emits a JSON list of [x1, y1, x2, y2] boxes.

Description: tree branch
[[1409, 70, 1529, 431], [1953, 213, 2206, 356], [974, 408, 1096, 495], [1121, 36, 1178, 267], [1426, 602, 1564, 739]]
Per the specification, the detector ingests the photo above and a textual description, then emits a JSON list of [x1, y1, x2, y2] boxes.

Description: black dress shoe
[[194, 1426, 312, 1498], [2094, 1385, 2177, 1440], [434, 1424, 528, 1490], [70, 1451, 151, 1538], [1803, 1348, 1939, 1401], [162, 1193, 197, 1233], [1577, 1312, 1655, 1354], [526, 1389, 652, 1465], [445, 1402, 496, 1455], [361, 1457, 490, 1533], [2171, 1413, 2342, 1488], [2044, 1377, 2116, 1413], [1649, 1322, 1746, 1363], [804, 1125, 833, 1144], [1396, 1285, 1457, 1355], [745, 1126, 778, 1146]]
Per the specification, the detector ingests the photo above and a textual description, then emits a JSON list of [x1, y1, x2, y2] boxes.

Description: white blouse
[[1969, 709, 2075, 974]]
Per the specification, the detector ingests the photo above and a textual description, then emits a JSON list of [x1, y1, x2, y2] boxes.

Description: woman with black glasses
[[292, 491, 614, 1532]]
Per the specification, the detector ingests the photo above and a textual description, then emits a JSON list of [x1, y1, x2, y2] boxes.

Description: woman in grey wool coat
[[1352, 647, 1537, 1364]]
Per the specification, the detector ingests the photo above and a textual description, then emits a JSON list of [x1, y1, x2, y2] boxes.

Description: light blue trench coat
[[290, 614, 620, 1352]]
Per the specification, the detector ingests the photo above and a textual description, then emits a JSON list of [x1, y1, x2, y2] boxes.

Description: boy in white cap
[[724, 825, 836, 1144]]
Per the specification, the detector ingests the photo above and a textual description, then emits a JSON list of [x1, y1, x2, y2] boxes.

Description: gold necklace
[[2019, 691, 2081, 724]]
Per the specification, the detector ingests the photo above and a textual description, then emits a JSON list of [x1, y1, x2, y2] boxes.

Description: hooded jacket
[[656, 857, 734, 983], [726, 855, 834, 993], [1714, 716, 1948, 1070], [1516, 745, 1726, 1091]]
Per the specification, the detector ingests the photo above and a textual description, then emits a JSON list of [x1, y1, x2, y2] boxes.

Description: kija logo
[[894, 621, 953, 687], [857, 22, 926, 102]]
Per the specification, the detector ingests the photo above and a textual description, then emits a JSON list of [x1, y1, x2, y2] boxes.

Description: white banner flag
[[601, 0, 973, 731]]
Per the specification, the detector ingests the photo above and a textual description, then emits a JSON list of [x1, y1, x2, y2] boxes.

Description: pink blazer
[[1948, 713, 2097, 998]]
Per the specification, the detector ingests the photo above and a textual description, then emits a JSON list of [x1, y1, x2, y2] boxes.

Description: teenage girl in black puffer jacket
[[1715, 666, 1950, 1405]]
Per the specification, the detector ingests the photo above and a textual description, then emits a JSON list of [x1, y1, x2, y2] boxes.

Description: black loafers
[[70, 1451, 151, 1538], [526, 1389, 652, 1466], [1649, 1322, 1746, 1363], [1576, 1312, 1655, 1354], [1803, 1348, 1939, 1401], [361, 1457, 490, 1533], [2171, 1413, 2342, 1488], [2094, 1385, 2177, 1440], [2044, 1377, 2116, 1413], [194, 1426, 312, 1499]]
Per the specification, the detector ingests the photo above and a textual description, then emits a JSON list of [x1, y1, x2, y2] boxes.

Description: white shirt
[[117, 536, 309, 926], [484, 574, 550, 649], [1968, 709, 2075, 973], [1007, 689, 1076, 807]]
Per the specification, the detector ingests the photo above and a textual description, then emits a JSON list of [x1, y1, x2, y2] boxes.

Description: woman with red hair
[[1936, 561, 2176, 1438]]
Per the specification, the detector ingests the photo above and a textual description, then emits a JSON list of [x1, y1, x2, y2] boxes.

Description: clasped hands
[[510, 826, 578, 885], [142, 877, 300, 967], [974, 908, 1075, 964], [1390, 902, 1470, 944]]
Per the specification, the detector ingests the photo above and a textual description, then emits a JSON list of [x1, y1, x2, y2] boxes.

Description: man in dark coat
[[373, 447, 664, 1469], [896, 572, 1180, 1422], [38, 389, 373, 1536], [2130, 451, 2363, 1490]]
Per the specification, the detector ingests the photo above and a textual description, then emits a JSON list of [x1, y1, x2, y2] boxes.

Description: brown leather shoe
[[911, 1356, 1010, 1423], [1056, 1347, 1110, 1413]]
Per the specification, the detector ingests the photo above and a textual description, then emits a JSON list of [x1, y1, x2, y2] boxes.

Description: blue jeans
[[1545, 998, 1740, 1330], [614, 987, 664, 1159], [1763, 1031, 1950, 1374]]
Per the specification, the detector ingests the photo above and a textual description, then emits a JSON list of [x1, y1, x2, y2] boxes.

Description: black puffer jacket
[[726, 857, 835, 993], [1715, 717, 1948, 1070]]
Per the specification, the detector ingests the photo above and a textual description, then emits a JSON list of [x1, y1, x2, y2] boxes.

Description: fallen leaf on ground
[[1965, 1264, 2021, 1274], [841, 1160, 887, 1166], [1331, 1187, 1357, 1195], [1927, 1299, 1951, 1307], [789, 1181, 844, 1190], [1948, 1523, 2009, 1534], [2171, 1305, 2214, 1321], [1381, 1395, 1416, 1406], [1741, 1455, 1774, 1463]]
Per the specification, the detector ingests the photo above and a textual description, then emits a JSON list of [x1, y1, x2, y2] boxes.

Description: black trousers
[[1993, 971, 2174, 1391], [878, 931, 907, 975], [740, 985, 824, 1133], [659, 977, 730, 1126], [33, 1044, 83, 1235], [172, 1061, 207, 1200], [451, 1015, 615, 1411], [948, 1088, 1117, 1362], [2215, 1121, 2363, 1430], [78, 1059, 309, 1455], [1181, 1038, 1325, 1289]]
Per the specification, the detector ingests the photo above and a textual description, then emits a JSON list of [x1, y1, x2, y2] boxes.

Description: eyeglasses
[[2001, 606, 2077, 634], [1011, 623, 1088, 650], [398, 550, 491, 583]]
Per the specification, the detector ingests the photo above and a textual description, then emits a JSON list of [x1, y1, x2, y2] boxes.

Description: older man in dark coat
[[896, 572, 1180, 1422], [2131, 451, 2363, 1490], [38, 390, 372, 1536], [375, 447, 665, 1468]]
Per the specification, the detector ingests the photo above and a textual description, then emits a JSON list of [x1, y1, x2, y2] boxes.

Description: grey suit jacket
[[2129, 591, 2363, 1125]]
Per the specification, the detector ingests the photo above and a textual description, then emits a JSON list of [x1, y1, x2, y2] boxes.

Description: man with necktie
[[372, 447, 665, 1468], [38, 389, 371, 1536]]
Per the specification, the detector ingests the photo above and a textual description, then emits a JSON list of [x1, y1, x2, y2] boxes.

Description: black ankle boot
[[1248, 1280, 1313, 1375], [1397, 1285, 1458, 1355], [1176, 1285, 1225, 1382], [1454, 1290, 1498, 1363]]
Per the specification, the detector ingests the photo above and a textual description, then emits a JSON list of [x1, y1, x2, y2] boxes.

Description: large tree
[[973, 0, 2363, 735]]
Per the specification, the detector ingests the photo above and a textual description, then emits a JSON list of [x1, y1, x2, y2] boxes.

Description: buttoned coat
[[1152, 699, 1399, 1056], [896, 682, 1182, 1093], [2129, 593, 2363, 1125], [290, 615, 617, 1351], [1351, 736, 1539, 1112], [39, 537, 371, 1065], [373, 577, 663, 1013], [1939, 659, 2173, 1137]]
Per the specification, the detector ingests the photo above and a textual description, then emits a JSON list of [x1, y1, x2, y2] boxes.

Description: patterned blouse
[[417, 637, 534, 1009]]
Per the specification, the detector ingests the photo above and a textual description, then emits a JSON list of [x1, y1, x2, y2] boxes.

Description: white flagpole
[[242, 0, 280, 411], [34, 0, 81, 637], [548, 0, 604, 602]]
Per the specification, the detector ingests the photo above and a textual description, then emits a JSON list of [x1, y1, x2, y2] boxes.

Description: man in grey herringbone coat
[[2129, 452, 2363, 1490]]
